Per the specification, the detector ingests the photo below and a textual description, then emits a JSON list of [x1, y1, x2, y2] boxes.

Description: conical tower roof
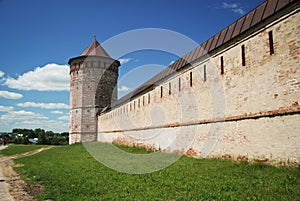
[[80, 38, 110, 58]]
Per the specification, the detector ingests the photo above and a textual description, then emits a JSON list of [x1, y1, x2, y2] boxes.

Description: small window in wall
[[161, 86, 163, 98], [143, 96, 145, 106], [241, 45, 246, 66], [148, 93, 150, 104], [269, 31, 274, 55], [221, 56, 224, 75], [138, 99, 140, 108], [130, 103, 132, 111], [134, 101, 135, 110], [178, 78, 181, 91], [190, 72, 193, 87], [169, 83, 171, 95], [204, 65, 207, 81]]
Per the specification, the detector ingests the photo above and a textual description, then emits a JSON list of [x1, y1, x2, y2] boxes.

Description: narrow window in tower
[[138, 99, 140, 108], [269, 31, 274, 55], [190, 72, 193, 87], [148, 93, 150, 104], [169, 83, 171, 95], [221, 56, 224, 75], [241, 45, 246, 66], [161, 86, 163, 98], [204, 65, 207, 81], [134, 101, 135, 110], [178, 77, 181, 91], [130, 103, 132, 111]]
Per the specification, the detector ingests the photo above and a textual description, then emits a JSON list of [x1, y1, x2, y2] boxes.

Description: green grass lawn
[[0, 144, 50, 156], [6, 143, 300, 201]]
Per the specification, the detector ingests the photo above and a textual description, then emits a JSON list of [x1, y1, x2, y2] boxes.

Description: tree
[[11, 128, 68, 145]]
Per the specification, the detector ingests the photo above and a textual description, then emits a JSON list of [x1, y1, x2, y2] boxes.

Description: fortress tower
[[68, 36, 120, 144]]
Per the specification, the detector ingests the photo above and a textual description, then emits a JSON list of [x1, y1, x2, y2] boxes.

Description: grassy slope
[[0, 144, 49, 156], [10, 144, 300, 201]]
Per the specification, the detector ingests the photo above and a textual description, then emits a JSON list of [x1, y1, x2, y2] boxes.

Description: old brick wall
[[97, 8, 300, 162]]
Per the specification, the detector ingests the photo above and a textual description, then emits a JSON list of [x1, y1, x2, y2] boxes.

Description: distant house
[[29, 138, 38, 144]]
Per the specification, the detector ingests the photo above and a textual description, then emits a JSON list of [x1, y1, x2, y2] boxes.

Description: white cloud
[[5, 63, 69, 91], [119, 58, 133, 65], [0, 110, 68, 133], [0, 70, 4, 77], [118, 85, 131, 92], [17, 102, 69, 109], [0, 110, 47, 122], [232, 8, 245, 15], [51, 110, 64, 114], [19, 119, 68, 133], [0, 105, 14, 112], [222, 2, 238, 9], [58, 115, 69, 121], [222, 2, 245, 15], [0, 90, 23, 99]]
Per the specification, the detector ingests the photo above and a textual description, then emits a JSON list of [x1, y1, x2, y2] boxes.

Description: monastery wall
[[97, 8, 300, 162]]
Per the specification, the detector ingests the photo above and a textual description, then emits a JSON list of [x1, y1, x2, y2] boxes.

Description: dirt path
[[0, 146, 55, 201]]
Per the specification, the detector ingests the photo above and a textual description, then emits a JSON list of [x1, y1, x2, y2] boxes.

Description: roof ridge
[[80, 39, 111, 57]]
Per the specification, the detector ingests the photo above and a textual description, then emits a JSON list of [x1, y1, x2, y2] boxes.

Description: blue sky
[[0, 0, 264, 133]]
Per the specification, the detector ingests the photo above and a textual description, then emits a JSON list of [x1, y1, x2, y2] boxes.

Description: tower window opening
[[161, 86, 163, 98], [148, 93, 150, 104], [241, 45, 246, 66], [190, 72, 193, 87], [169, 83, 171, 95], [143, 96, 145, 106], [178, 78, 181, 91], [269, 31, 274, 55]]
